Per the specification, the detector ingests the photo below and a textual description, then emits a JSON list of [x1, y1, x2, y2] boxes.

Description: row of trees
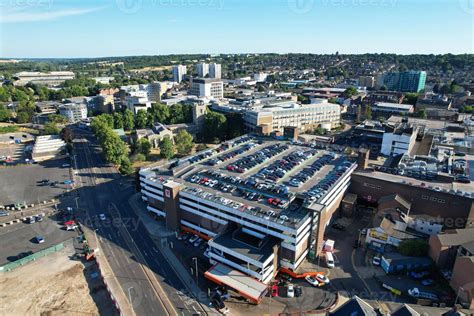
[[90, 114, 133, 175], [202, 111, 244, 143]]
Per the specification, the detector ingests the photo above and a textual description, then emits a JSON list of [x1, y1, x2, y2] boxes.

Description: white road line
[[108, 233, 112, 240]]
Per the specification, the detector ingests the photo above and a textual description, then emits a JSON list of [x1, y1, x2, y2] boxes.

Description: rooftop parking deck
[[142, 140, 357, 230]]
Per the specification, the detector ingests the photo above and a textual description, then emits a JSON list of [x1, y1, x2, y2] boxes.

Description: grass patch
[[0, 126, 19, 134]]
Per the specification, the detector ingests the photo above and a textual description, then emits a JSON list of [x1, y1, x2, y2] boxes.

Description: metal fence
[[0, 242, 65, 272]]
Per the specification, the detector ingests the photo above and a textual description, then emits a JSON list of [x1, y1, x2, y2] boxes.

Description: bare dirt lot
[[0, 240, 116, 316]]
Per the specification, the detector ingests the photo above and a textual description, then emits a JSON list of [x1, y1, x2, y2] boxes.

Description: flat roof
[[212, 229, 276, 263], [374, 102, 414, 110], [204, 263, 267, 302]]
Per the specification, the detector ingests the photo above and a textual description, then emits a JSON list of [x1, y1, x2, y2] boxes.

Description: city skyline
[[1, 0, 473, 58]]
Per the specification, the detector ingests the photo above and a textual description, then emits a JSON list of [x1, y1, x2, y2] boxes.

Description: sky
[[0, 0, 473, 58]]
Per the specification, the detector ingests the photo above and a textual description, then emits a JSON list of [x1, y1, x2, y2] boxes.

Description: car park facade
[[139, 136, 357, 284]]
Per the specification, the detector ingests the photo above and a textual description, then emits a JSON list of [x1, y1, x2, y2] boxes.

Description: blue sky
[[0, 0, 472, 58]]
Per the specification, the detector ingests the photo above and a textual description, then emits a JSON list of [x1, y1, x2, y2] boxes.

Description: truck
[[407, 288, 439, 301], [323, 239, 335, 252]]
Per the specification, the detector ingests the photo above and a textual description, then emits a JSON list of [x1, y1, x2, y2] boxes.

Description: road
[[72, 129, 205, 316]]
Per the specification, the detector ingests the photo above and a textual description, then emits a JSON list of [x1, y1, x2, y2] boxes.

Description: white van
[[325, 252, 335, 268]]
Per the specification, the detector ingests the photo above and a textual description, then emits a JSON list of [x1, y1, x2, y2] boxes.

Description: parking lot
[[0, 213, 79, 265], [0, 157, 72, 207]]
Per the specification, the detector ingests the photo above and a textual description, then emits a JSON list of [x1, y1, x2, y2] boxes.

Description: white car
[[287, 284, 294, 298], [99, 214, 106, 221], [304, 275, 320, 287], [372, 256, 381, 266], [189, 235, 199, 244], [193, 238, 203, 247], [315, 273, 330, 284]]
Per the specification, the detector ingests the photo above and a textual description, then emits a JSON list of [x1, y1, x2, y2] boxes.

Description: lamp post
[[192, 257, 199, 286], [454, 286, 465, 307]]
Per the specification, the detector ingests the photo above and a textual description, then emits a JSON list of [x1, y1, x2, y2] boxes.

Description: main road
[[72, 128, 205, 316]]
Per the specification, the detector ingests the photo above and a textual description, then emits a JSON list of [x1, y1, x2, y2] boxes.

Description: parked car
[[271, 285, 279, 297], [193, 238, 203, 247], [372, 256, 381, 266], [99, 213, 106, 221], [315, 273, 330, 284], [304, 275, 320, 287], [189, 235, 199, 244], [35, 235, 45, 243], [294, 286, 302, 297], [287, 284, 294, 298]]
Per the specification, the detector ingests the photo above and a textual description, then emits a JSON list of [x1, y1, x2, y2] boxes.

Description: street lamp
[[128, 286, 135, 315], [454, 286, 465, 307], [192, 257, 199, 286]]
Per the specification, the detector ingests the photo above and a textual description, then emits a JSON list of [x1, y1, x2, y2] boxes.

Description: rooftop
[[436, 228, 474, 247]]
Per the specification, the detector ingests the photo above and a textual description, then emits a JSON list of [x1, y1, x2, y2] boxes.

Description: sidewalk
[[128, 193, 218, 316], [81, 224, 133, 316]]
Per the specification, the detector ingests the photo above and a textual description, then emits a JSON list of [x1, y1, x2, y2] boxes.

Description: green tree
[[417, 108, 427, 119], [131, 153, 146, 162], [135, 110, 147, 129], [203, 110, 227, 142], [123, 109, 135, 131], [113, 112, 124, 129], [0, 105, 12, 122], [48, 114, 68, 124], [0, 87, 10, 102], [148, 103, 170, 123], [403, 93, 418, 105], [43, 122, 60, 135], [174, 130, 194, 155], [343, 86, 358, 98], [119, 156, 134, 175], [159, 137, 175, 159], [137, 138, 152, 156], [16, 111, 30, 123]]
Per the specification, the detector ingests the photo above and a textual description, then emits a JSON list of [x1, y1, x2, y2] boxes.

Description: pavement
[[70, 128, 209, 316], [0, 214, 79, 265], [0, 156, 72, 207]]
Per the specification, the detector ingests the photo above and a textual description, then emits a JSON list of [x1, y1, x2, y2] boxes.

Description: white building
[[372, 102, 414, 114], [13, 71, 75, 87], [381, 124, 418, 156], [253, 72, 268, 83], [196, 63, 209, 77], [189, 78, 224, 99], [209, 63, 222, 79], [244, 100, 340, 133], [58, 103, 87, 123], [93, 76, 114, 84], [125, 96, 153, 114], [172, 65, 187, 83]]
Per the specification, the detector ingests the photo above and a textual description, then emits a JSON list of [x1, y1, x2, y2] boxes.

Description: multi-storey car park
[[139, 135, 357, 302]]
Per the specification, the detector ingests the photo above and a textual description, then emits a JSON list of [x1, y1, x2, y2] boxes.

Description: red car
[[271, 285, 278, 297]]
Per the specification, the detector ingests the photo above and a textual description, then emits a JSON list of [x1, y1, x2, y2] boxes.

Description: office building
[[58, 103, 87, 123], [172, 65, 187, 83], [189, 78, 224, 99], [196, 63, 209, 77], [209, 63, 222, 79], [95, 94, 115, 114], [380, 124, 418, 156], [13, 71, 75, 87], [139, 137, 357, 291], [380, 71, 427, 93], [125, 95, 152, 114], [243, 100, 340, 134]]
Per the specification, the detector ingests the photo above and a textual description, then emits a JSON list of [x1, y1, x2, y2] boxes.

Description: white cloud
[[1, 7, 105, 23]]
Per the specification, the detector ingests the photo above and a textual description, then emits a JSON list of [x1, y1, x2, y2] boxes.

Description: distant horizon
[[1, 52, 473, 61], [1, 0, 472, 58]]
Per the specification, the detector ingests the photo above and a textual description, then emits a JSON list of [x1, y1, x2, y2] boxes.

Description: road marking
[[108, 233, 113, 240], [143, 251, 149, 257]]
